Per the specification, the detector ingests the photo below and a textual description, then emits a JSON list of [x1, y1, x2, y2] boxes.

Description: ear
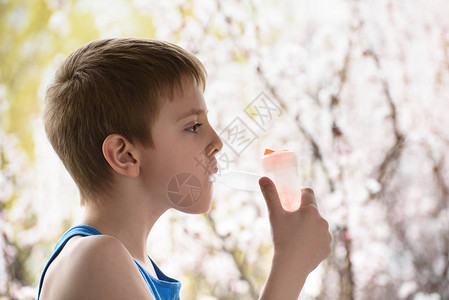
[[102, 134, 140, 178]]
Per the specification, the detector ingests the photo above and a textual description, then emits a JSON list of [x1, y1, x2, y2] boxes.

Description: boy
[[37, 38, 331, 300]]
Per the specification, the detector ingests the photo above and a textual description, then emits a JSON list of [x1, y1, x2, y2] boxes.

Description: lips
[[208, 160, 218, 183]]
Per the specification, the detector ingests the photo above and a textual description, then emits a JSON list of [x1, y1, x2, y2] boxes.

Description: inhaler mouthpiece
[[211, 170, 263, 192]]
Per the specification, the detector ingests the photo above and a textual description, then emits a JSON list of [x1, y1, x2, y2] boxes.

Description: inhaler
[[211, 148, 301, 212], [211, 148, 306, 298], [260, 148, 301, 212]]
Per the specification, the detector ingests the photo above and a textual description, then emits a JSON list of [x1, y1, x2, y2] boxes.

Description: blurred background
[[1, 0, 449, 299]]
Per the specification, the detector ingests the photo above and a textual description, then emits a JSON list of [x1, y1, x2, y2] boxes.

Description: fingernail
[[301, 187, 314, 195], [260, 177, 269, 187]]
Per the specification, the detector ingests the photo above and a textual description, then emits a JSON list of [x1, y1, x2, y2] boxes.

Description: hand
[[259, 176, 332, 274]]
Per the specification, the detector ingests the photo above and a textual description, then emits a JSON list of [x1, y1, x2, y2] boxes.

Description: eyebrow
[[177, 108, 208, 122]]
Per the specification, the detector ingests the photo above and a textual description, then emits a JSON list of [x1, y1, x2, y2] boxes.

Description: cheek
[[155, 131, 211, 181], [156, 139, 214, 212], [171, 150, 205, 175], [165, 148, 212, 188], [171, 136, 209, 168]]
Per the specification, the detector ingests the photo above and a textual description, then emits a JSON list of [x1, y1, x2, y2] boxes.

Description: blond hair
[[44, 38, 206, 207]]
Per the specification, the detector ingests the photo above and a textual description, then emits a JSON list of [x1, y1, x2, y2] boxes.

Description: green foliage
[[0, 0, 53, 160]]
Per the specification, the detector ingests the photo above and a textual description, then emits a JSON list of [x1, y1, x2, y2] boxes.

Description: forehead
[[160, 81, 208, 122]]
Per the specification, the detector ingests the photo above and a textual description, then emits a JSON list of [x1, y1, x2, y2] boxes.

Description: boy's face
[[138, 80, 223, 214]]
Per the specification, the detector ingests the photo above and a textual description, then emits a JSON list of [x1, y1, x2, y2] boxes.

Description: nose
[[206, 127, 223, 157]]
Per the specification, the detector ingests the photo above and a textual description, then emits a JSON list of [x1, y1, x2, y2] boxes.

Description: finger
[[300, 187, 317, 208], [259, 176, 283, 216]]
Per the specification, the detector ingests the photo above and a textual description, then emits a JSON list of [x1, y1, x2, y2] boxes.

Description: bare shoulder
[[40, 235, 155, 300]]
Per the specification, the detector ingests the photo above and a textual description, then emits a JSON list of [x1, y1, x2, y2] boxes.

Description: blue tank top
[[37, 224, 181, 300]]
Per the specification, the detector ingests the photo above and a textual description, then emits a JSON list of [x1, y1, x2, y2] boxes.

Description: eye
[[185, 123, 203, 133]]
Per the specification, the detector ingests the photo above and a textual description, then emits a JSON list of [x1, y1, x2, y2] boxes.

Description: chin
[[180, 202, 211, 214], [170, 180, 214, 214]]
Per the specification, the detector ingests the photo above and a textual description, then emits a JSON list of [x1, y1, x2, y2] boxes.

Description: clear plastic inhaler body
[[210, 148, 301, 212], [260, 149, 301, 212]]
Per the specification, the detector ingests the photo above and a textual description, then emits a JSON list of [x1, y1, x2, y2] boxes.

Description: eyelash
[[185, 123, 203, 134]]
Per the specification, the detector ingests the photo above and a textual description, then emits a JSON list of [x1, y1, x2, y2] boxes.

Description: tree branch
[[363, 49, 406, 199], [203, 212, 260, 299]]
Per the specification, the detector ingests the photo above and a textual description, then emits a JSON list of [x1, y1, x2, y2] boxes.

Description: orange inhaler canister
[[260, 148, 301, 212]]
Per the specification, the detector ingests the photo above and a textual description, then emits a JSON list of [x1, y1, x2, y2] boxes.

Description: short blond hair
[[44, 38, 206, 207]]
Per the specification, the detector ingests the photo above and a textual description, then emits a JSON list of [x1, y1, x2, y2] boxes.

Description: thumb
[[300, 187, 317, 208], [259, 177, 283, 216]]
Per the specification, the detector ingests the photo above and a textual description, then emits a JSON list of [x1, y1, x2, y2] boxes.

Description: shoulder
[[40, 235, 155, 300]]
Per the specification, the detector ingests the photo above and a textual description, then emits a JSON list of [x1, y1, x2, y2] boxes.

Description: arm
[[258, 177, 332, 300], [258, 253, 308, 299]]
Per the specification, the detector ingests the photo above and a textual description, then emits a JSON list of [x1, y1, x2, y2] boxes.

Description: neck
[[75, 193, 168, 263]]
